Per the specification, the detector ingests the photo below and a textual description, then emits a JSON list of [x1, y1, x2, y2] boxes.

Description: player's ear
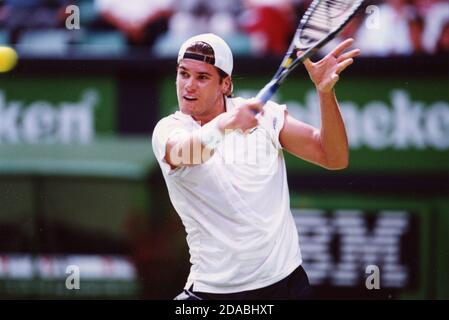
[[222, 76, 233, 97]]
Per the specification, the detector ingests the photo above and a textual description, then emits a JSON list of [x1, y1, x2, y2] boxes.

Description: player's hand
[[301, 38, 360, 93], [217, 99, 263, 133]]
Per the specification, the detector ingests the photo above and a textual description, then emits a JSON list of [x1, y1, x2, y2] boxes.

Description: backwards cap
[[177, 33, 233, 76]]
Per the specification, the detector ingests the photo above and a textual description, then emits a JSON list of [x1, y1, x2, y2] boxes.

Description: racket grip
[[254, 80, 280, 111]]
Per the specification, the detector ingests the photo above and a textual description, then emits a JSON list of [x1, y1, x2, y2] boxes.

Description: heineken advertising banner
[[0, 76, 116, 145], [161, 75, 449, 173]]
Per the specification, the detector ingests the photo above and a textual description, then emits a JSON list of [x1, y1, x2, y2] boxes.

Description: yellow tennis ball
[[0, 46, 18, 73]]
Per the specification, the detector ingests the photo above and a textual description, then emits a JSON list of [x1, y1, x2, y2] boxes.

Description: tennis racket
[[255, 0, 365, 105]]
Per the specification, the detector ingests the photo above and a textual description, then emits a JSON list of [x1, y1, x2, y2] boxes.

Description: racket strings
[[299, 0, 358, 46], [312, 1, 353, 21]]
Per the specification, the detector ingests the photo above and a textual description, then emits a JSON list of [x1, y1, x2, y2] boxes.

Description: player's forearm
[[165, 104, 261, 168], [318, 90, 349, 169], [167, 134, 208, 167]]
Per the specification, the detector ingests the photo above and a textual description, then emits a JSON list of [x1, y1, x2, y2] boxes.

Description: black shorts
[[174, 265, 311, 300]]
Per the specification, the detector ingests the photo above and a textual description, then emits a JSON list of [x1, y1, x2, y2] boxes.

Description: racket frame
[[255, 0, 365, 104]]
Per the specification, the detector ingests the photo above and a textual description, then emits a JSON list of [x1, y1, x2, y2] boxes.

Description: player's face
[[176, 59, 226, 121]]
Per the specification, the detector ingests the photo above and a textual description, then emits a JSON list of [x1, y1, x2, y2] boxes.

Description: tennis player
[[152, 33, 359, 300]]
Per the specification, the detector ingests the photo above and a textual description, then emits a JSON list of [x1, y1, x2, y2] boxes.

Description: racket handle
[[255, 80, 280, 105], [251, 80, 280, 115]]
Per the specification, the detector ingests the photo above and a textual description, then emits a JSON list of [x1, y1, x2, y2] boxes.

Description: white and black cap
[[177, 33, 233, 76]]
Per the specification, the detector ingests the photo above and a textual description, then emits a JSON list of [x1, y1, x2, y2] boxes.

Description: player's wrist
[[200, 119, 225, 150], [316, 83, 336, 95], [216, 113, 228, 133]]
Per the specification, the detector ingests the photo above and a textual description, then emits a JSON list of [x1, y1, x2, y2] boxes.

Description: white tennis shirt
[[152, 97, 302, 293]]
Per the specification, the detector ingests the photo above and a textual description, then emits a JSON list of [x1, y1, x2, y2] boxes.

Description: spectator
[[408, 9, 425, 53], [435, 19, 449, 53], [355, 0, 417, 56], [420, 0, 449, 53], [93, 0, 173, 49], [0, 0, 70, 44], [239, 0, 296, 56], [153, 0, 251, 57]]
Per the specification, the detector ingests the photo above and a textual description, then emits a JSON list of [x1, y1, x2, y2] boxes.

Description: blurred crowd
[[0, 0, 448, 56]]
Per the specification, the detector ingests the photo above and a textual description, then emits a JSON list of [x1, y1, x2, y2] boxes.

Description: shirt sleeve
[[263, 100, 287, 150], [151, 117, 191, 176]]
